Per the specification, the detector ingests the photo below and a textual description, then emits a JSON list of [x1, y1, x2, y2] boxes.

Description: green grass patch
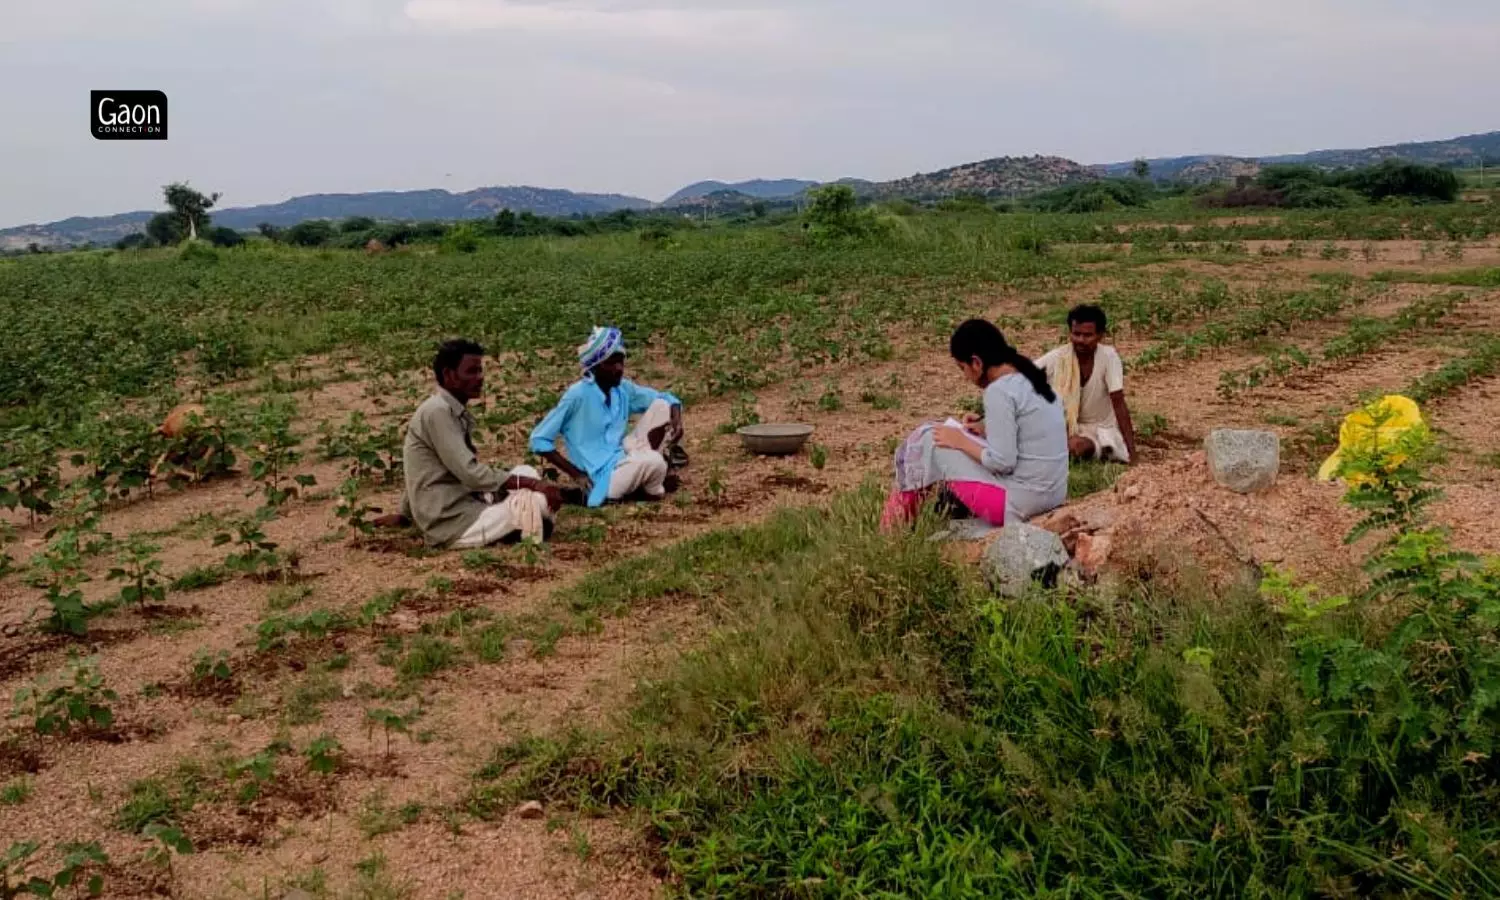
[[170, 565, 230, 592], [397, 635, 459, 681], [1068, 460, 1127, 498], [1406, 336, 1500, 404], [0, 776, 33, 806], [115, 762, 209, 833], [1371, 266, 1500, 287], [470, 459, 1500, 896]]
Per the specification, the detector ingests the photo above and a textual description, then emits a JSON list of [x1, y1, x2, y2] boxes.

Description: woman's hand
[[961, 413, 985, 437], [933, 425, 973, 451]]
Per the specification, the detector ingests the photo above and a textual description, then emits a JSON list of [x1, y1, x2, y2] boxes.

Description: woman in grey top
[[883, 319, 1069, 528]]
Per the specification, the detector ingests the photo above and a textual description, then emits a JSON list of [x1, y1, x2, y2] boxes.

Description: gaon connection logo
[[91, 90, 168, 140]]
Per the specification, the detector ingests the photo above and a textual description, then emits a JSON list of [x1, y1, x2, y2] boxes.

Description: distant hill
[[866, 155, 1096, 200], [0, 185, 653, 249], [1103, 130, 1500, 184], [664, 190, 769, 217], [663, 178, 819, 206], [8, 128, 1497, 250]]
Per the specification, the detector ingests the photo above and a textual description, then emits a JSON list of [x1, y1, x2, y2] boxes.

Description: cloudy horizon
[[2, 0, 1497, 229]]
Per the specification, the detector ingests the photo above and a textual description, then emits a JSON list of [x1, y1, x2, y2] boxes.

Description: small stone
[[227, 714, 243, 725], [982, 523, 1071, 598], [1123, 485, 1141, 501], [1078, 508, 1118, 532], [513, 800, 545, 820], [1075, 532, 1114, 575], [1204, 429, 1280, 494]]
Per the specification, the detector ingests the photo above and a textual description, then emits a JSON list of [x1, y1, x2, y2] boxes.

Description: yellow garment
[[1049, 344, 1082, 436], [1317, 395, 1424, 484]]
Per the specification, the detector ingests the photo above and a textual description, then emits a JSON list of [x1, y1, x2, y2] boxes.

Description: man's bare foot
[[372, 513, 410, 530], [663, 472, 681, 494]]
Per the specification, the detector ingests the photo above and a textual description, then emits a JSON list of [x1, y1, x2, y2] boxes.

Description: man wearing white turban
[[529, 327, 687, 508]]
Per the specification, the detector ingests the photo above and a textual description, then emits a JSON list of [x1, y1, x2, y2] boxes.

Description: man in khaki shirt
[[390, 339, 563, 548]]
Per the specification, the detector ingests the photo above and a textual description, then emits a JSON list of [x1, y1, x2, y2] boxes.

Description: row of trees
[[112, 190, 693, 252], [1201, 160, 1461, 209], [105, 157, 1467, 254]]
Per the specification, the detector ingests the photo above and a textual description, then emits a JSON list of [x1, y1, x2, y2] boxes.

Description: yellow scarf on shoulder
[[1048, 345, 1082, 436]]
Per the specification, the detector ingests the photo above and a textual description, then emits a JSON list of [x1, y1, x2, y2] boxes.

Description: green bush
[[803, 185, 888, 243], [1027, 178, 1155, 213], [1336, 159, 1460, 203], [439, 224, 481, 254], [205, 227, 245, 248], [283, 220, 335, 247], [340, 216, 378, 233]]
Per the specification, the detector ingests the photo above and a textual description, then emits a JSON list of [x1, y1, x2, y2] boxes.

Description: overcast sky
[[1, 0, 1497, 227]]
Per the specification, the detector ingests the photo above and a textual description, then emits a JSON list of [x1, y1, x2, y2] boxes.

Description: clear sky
[[2, 0, 1497, 228]]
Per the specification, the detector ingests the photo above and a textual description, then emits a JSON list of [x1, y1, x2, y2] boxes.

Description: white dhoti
[[607, 399, 673, 501], [452, 465, 554, 549], [1077, 423, 1130, 464]]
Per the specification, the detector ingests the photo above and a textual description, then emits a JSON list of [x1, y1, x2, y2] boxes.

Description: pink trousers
[[880, 481, 1008, 531]]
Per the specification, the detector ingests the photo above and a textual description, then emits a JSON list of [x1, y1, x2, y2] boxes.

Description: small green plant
[[465, 622, 510, 663], [809, 444, 828, 471], [858, 389, 901, 411], [140, 824, 193, 885], [304, 735, 344, 775], [266, 583, 313, 611], [334, 478, 377, 536], [170, 565, 229, 592], [213, 511, 281, 578], [0, 431, 62, 526], [358, 588, 409, 626], [719, 394, 761, 434], [2, 840, 108, 899], [0, 778, 32, 807], [365, 706, 422, 757], [532, 621, 565, 659], [397, 636, 458, 681], [0, 524, 16, 580], [243, 396, 316, 507], [257, 609, 349, 652], [10, 657, 116, 737], [317, 411, 402, 483], [350, 851, 413, 900], [816, 384, 844, 413], [28, 526, 97, 636], [188, 649, 232, 686], [226, 745, 283, 804], [106, 536, 167, 609]]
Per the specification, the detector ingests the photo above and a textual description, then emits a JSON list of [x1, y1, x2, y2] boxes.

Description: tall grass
[[474, 451, 1500, 896]]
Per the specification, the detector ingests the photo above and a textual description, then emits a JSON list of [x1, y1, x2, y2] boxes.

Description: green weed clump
[[475, 429, 1500, 895]]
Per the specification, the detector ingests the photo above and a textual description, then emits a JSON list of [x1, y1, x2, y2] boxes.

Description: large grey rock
[[929, 519, 1002, 543], [1205, 429, 1280, 493], [983, 523, 1071, 597]]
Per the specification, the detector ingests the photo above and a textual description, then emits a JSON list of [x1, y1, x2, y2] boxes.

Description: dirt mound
[[1035, 453, 1362, 592]]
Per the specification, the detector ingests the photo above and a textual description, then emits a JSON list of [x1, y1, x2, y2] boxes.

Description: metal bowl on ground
[[737, 423, 815, 456]]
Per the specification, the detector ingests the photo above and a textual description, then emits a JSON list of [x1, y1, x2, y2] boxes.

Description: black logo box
[[91, 91, 168, 140]]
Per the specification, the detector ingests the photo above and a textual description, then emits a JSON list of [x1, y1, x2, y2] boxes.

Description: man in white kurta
[[1036, 304, 1138, 464]]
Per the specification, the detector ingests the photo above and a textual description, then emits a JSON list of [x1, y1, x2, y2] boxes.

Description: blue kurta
[[528, 377, 681, 507]]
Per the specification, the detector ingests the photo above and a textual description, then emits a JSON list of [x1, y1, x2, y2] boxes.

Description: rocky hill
[[1102, 130, 1500, 184], [866, 155, 1097, 200]]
